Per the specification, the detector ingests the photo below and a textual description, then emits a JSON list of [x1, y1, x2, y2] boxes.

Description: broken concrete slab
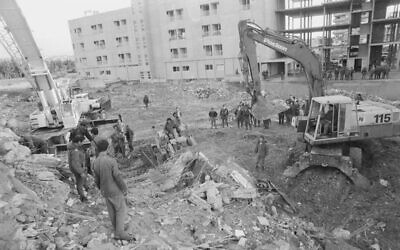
[[232, 188, 258, 199]]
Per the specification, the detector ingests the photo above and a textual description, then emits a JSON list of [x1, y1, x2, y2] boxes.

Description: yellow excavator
[[238, 20, 400, 188]]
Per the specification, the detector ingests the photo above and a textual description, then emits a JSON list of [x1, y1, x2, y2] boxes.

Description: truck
[[238, 20, 400, 188]]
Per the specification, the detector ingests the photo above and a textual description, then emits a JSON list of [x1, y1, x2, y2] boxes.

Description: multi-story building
[[69, 0, 283, 81], [140, 0, 279, 80], [277, 0, 400, 71], [69, 8, 152, 81]]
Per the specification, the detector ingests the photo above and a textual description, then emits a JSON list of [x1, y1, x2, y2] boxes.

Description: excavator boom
[[238, 20, 324, 99]]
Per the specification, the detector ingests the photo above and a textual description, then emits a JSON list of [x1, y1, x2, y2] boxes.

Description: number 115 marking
[[374, 114, 391, 123]]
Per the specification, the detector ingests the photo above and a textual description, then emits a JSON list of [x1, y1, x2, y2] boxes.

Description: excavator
[[238, 20, 400, 188], [0, 0, 114, 131]]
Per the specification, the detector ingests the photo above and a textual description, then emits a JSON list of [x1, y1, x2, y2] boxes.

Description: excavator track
[[283, 145, 370, 189]]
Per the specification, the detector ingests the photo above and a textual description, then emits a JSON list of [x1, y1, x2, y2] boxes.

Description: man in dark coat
[[94, 139, 135, 241], [255, 136, 268, 170], [219, 104, 229, 128], [235, 104, 244, 128], [111, 124, 125, 157], [209, 108, 218, 129], [68, 135, 89, 202], [242, 105, 252, 130], [69, 120, 93, 142], [125, 125, 134, 152], [143, 95, 149, 108]]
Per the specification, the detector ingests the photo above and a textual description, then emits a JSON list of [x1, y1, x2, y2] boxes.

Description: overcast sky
[[0, 0, 131, 59]]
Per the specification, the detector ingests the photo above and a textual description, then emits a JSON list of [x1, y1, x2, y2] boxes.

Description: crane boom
[[238, 20, 324, 100], [0, 0, 80, 129]]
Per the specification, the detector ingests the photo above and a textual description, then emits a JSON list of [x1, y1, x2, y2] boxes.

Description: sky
[[0, 0, 131, 59]]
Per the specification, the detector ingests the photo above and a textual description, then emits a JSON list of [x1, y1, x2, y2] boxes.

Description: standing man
[[143, 95, 150, 109], [235, 103, 244, 128], [255, 136, 268, 170], [68, 135, 89, 202], [209, 108, 218, 129], [220, 104, 229, 128], [125, 125, 134, 153], [242, 105, 252, 130], [111, 125, 125, 157], [93, 139, 135, 241]]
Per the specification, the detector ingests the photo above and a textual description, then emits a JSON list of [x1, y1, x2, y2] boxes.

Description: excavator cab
[[304, 95, 360, 146]]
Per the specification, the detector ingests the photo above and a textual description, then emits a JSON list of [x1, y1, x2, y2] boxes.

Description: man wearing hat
[[93, 139, 135, 241]]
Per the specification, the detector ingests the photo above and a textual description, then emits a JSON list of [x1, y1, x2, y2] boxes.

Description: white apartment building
[[69, 8, 151, 81], [69, 0, 280, 81], [142, 0, 280, 80]]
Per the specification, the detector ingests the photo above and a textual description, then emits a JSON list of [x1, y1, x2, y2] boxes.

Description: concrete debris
[[234, 229, 245, 238], [332, 227, 351, 240], [379, 179, 388, 187], [238, 237, 247, 247], [257, 216, 270, 227], [370, 243, 380, 250]]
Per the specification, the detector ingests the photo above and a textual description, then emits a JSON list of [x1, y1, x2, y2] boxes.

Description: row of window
[[166, 8, 183, 21], [202, 23, 221, 37], [168, 28, 186, 40], [73, 18, 128, 34], [203, 44, 223, 56], [84, 70, 152, 79], [200, 2, 219, 16], [170, 48, 187, 58], [79, 53, 132, 65], [73, 36, 130, 51], [137, 54, 149, 66], [172, 64, 214, 72]]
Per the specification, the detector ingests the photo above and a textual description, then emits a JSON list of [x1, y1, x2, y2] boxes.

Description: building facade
[[139, 0, 279, 80], [277, 0, 400, 71], [69, 8, 152, 81], [69, 0, 282, 81]]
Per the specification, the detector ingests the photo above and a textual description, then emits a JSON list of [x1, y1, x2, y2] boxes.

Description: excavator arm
[[238, 20, 324, 100]]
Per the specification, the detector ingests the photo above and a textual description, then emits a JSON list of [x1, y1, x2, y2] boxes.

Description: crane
[[238, 20, 400, 188], [0, 0, 81, 129]]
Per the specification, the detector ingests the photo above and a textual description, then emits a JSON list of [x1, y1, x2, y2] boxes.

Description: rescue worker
[[320, 105, 333, 136], [69, 120, 93, 142], [209, 107, 218, 129], [220, 104, 229, 128], [164, 118, 180, 139], [125, 125, 134, 152], [235, 103, 244, 128], [19, 135, 48, 154], [68, 135, 89, 202], [361, 67, 367, 80], [278, 111, 285, 125], [93, 139, 135, 241], [111, 124, 125, 157], [255, 136, 268, 170], [242, 105, 252, 130], [143, 95, 149, 109], [334, 67, 339, 80]]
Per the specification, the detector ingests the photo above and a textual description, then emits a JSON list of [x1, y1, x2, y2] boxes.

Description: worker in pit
[[67, 135, 89, 202], [93, 139, 135, 241], [255, 136, 268, 170], [19, 135, 48, 154]]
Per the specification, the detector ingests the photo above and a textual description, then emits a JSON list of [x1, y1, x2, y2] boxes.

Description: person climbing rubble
[[93, 139, 136, 241], [164, 118, 181, 139], [255, 136, 268, 170], [68, 135, 89, 202]]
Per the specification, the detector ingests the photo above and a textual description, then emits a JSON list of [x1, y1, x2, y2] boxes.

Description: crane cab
[[304, 95, 400, 146]]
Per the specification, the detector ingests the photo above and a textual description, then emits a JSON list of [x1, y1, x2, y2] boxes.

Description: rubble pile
[[127, 150, 345, 249], [182, 84, 229, 99]]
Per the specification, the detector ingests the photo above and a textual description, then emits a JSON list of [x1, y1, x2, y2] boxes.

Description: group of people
[[324, 64, 390, 81], [278, 95, 306, 125], [67, 118, 135, 241], [208, 105, 229, 129]]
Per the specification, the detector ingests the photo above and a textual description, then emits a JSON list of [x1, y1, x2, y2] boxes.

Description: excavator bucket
[[252, 95, 290, 121]]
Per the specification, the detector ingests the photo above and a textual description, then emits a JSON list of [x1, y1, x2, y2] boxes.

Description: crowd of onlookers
[[324, 64, 390, 81]]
